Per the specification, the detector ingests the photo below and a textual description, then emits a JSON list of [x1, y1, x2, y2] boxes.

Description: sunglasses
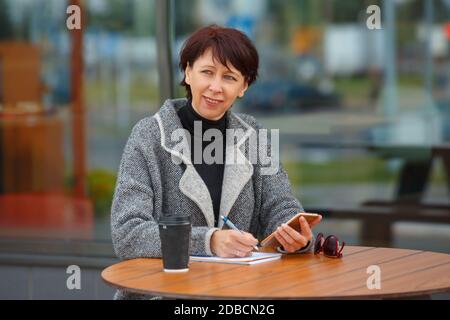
[[314, 233, 345, 258]]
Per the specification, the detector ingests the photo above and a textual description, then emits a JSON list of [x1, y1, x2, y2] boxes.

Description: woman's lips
[[203, 96, 223, 107]]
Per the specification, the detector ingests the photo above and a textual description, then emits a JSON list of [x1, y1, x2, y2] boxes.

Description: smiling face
[[184, 48, 248, 121]]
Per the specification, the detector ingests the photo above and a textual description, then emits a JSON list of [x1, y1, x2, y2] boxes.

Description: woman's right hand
[[210, 230, 258, 258]]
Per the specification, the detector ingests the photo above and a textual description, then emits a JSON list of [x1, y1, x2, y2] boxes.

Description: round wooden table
[[101, 246, 450, 299]]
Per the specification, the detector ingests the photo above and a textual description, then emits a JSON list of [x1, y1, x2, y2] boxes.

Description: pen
[[221, 215, 259, 251]]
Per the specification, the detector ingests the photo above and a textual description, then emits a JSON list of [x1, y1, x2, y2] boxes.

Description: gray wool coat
[[111, 98, 313, 299]]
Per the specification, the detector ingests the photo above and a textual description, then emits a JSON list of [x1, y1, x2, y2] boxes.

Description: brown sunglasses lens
[[314, 233, 324, 254], [323, 235, 339, 257], [314, 233, 345, 258]]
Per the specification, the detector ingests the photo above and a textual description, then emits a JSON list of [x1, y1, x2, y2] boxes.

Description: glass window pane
[[173, 0, 450, 251], [0, 0, 159, 244]]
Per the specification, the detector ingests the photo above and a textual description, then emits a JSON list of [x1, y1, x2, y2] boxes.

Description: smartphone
[[260, 212, 321, 247]]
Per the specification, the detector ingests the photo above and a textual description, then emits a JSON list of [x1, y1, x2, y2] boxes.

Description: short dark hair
[[179, 25, 259, 100]]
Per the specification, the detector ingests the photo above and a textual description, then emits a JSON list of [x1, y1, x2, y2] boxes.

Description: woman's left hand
[[273, 214, 322, 253]]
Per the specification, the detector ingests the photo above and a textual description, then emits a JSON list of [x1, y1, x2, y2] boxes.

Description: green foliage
[[85, 78, 159, 107], [87, 169, 117, 217], [283, 157, 396, 186]]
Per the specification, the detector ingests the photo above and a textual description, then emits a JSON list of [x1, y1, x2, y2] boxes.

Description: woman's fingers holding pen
[[237, 231, 258, 247], [211, 230, 236, 257], [211, 230, 255, 257], [231, 231, 258, 255]]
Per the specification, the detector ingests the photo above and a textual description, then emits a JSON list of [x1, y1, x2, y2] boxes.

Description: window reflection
[[0, 0, 448, 252], [174, 0, 450, 251], [0, 0, 159, 241]]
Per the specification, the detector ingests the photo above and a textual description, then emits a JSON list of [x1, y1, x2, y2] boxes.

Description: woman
[[111, 25, 322, 299]]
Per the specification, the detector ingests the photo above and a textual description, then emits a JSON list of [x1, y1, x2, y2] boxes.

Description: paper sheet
[[190, 252, 282, 265]]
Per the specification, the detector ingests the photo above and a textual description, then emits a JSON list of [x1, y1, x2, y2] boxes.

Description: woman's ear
[[185, 64, 191, 85], [238, 82, 249, 98]]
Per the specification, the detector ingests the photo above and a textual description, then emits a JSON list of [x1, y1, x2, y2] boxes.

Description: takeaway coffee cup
[[158, 215, 191, 272]]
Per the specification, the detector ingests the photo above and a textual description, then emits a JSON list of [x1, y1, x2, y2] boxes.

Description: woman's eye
[[224, 75, 237, 81], [202, 70, 212, 75]]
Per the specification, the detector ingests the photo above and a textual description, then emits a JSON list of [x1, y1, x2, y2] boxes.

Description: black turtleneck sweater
[[177, 101, 226, 226]]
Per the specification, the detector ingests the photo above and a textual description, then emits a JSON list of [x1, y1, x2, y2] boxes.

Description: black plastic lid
[[159, 215, 191, 225]]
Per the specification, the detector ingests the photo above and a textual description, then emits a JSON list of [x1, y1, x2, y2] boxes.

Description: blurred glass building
[[0, 0, 449, 299]]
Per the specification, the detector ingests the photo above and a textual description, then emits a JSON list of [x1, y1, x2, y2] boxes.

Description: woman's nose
[[208, 76, 223, 93]]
